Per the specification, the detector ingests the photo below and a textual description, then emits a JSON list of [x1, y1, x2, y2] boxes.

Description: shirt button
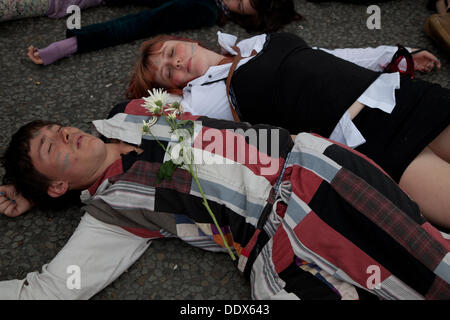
[[188, 84, 192, 87], [208, 75, 212, 78]]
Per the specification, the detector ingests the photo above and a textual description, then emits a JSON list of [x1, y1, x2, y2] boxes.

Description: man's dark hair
[[230, 0, 303, 32], [1, 120, 81, 211]]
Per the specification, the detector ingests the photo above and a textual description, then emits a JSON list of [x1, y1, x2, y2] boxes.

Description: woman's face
[[223, 0, 257, 15], [148, 40, 220, 89]]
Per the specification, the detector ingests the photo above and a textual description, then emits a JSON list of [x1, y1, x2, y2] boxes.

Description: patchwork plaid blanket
[[83, 99, 450, 300]]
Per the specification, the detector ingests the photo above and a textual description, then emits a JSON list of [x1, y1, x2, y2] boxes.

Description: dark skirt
[[353, 75, 450, 182]]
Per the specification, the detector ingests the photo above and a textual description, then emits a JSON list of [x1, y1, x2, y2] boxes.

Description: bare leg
[[428, 125, 450, 163], [399, 146, 450, 229]]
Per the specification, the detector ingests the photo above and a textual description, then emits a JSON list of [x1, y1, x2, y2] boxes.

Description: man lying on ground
[[0, 98, 448, 299]]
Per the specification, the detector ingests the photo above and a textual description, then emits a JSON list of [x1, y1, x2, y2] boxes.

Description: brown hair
[[1, 120, 81, 210], [230, 0, 302, 32], [126, 35, 199, 100]]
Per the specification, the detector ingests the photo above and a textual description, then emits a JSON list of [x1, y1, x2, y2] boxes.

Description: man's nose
[[60, 127, 70, 144]]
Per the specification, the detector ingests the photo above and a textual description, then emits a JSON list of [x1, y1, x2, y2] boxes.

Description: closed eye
[[50, 126, 63, 152], [49, 126, 64, 153], [165, 67, 172, 79]]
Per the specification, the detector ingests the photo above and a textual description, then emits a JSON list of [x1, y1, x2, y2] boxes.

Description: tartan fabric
[[426, 277, 450, 300], [323, 143, 425, 224], [251, 133, 449, 300], [110, 161, 193, 195], [81, 100, 449, 300], [332, 168, 447, 272]]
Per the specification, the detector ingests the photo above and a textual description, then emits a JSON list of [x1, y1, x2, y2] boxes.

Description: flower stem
[[148, 129, 168, 154], [144, 100, 236, 261], [190, 163, 236, 261]]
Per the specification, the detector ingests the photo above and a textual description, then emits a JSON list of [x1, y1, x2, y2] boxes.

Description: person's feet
[[27, 45, 44, 64]]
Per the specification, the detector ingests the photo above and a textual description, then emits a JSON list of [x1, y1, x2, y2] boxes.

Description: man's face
[[28, 124, 107, 192], [148, 40, 216, 89]]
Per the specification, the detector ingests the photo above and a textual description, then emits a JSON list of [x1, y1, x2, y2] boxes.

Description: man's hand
[[411, 49, 441, 73], [0, 185, 33, 217]]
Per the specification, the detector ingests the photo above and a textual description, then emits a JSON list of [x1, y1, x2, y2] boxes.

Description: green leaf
[[154, 160, 180, 184]]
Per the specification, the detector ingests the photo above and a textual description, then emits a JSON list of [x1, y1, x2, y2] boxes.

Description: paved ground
[[0, 0, 449, 300]]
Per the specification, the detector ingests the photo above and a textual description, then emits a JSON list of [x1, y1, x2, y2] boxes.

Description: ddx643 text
[[179, 303, 270, 317], [224, 304, 269, 315]]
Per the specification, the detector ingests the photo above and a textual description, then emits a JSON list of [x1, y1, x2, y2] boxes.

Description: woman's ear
[[47, 181, 69, 198]]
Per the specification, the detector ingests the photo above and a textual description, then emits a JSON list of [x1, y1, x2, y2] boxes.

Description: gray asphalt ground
[[0, 0, 449, 300]]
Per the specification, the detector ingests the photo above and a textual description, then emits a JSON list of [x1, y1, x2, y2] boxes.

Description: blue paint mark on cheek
[[61, 153, 71, 173]]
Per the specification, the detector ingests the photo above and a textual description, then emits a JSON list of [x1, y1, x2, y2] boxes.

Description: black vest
[[230, 33, 381, 136]]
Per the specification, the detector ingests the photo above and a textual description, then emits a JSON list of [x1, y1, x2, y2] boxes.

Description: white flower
[[152, 106, 162, 114], [174, 128, 192, 146], [141, 120, 150, 134], [142, 88, 170, 112], [168, 144, 184, 165], [138, 90, 235, 261], [141, 117, 158, 135], [167, 102, 183, 113], [168, 143, 193, 166], [172, 101, 182, 111], [167, 112, 177, 120]]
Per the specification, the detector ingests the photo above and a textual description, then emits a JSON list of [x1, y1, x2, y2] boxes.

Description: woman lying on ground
[[0, 98, 449, 299], [126, 31, 450, 229], [22, 0, 301, 65]]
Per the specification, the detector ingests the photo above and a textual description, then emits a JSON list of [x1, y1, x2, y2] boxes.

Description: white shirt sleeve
[[329, 111, 366, 149], [317, 45, 408, 72], [0, 213, 150, 300]]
